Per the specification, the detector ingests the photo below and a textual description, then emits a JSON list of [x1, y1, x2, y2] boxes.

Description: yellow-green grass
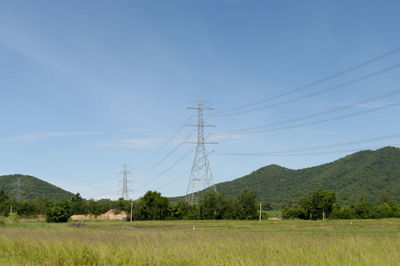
[[0, 219, 399, 265]]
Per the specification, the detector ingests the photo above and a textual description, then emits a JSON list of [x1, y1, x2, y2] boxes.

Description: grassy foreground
[[0, 219, 399, 265]]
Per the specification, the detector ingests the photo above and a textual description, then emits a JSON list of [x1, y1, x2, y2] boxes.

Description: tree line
[[282, 190, 400, 220], [0, 190, 262, 222], [1, 189, 399, 222]]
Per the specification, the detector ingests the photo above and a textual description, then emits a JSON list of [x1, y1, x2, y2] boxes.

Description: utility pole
[[130, 200, 133, 222], [259, 202, 262, 222], [121, 164, 130, 200], [185, 100, 217, 204]]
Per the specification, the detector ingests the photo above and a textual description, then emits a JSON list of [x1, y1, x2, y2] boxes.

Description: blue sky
[[1, 0, 400, 199]]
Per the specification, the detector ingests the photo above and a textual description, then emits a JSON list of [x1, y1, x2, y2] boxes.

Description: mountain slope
[[171, 146, 400, 207], [0, 174, 74, 201]]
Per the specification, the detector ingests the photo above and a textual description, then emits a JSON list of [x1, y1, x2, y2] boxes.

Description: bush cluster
[[0, 189, 263, 222], [283, 190, 400, 220], [130, 190, 260, 220], [2, 187, 399, 222]]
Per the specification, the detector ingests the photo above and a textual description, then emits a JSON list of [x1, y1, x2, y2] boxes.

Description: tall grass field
[[0, 219, 399, 265]]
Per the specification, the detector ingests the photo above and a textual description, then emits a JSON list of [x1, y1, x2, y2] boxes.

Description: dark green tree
[[46, 200, 72, 223], [183, 203, 200, 220], [387, 200, 400, 217], [16, 200, 37, 217], [299, 196, 313, 219], [199, 191, 231, 219], [142, 191, 169, 220], [70, 193, 87, 215], [168, 201, 188, 220], [92, 199, 113, 215], [286, 190, 336, 220], [310, 190, 336, 220], [0, 190, 10, 216], [199, 191, 218, 219], [131, 199, 147, 220], [351, 198, 373, 219], [114, 198, 131, 214], [329, 204, 353, 219], [31, 197, 55, 215], [282, 206, 307, 219], [235, 190, 258, 220]]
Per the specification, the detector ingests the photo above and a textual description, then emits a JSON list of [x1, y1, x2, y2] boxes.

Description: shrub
[[282, 206, 306, 219], [0, 217, 5, 227], [46, 200, 72, 223], [351, 198, 374, 219], [329, 206, 353, 219], [9, 212, 20, 223], [17, 201, 37, 217]]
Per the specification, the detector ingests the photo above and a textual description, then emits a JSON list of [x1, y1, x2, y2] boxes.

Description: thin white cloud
[[0, 20, 67, 73], [1, 131, 103, 142], [121, 127, 151, 133], [99, 138, 163, 148]]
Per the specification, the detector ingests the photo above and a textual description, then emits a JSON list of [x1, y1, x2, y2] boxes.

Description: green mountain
[[0, 174, 74, 201], [171, 146, 400, 207]]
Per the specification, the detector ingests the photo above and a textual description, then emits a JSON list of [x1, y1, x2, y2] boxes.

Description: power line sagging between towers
[[210, 47, 400, 117], [210, 63, 400, 118]]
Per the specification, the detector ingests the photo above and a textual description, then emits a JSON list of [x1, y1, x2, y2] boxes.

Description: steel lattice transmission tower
[[185, 101, 217, 204], [16, 176, 21, 202], [121, 164, 130, 200]]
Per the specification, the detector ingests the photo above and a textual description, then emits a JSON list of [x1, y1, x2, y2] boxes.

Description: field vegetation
[[0, 218, 399, 265]]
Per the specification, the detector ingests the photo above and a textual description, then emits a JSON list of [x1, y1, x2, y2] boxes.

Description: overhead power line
[[136, 147, 195, 190], [244, 100, 400, 134], [211, 63, 400, 118], [131, 115, 194, 171], [153, 169, 191, 191], [229, 88, 400, 133], [89, 189, 122, 200], [216, 145, 400, 157], [214, 132, 400, 156], [134, 142, 186, 181], [134, 129, 196, 181], [238, 146, 399, 157], [211, 47, 400, 116]]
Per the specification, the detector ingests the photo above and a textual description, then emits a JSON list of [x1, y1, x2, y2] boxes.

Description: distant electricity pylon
[[16, 176, 21, 202], [185, 101, 217, 204], [121, 164, 130, 200]]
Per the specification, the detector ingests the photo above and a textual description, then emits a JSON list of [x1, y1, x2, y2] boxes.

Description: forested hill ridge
[[171, 146, 400, 207], [0, 174, 74, 201]]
